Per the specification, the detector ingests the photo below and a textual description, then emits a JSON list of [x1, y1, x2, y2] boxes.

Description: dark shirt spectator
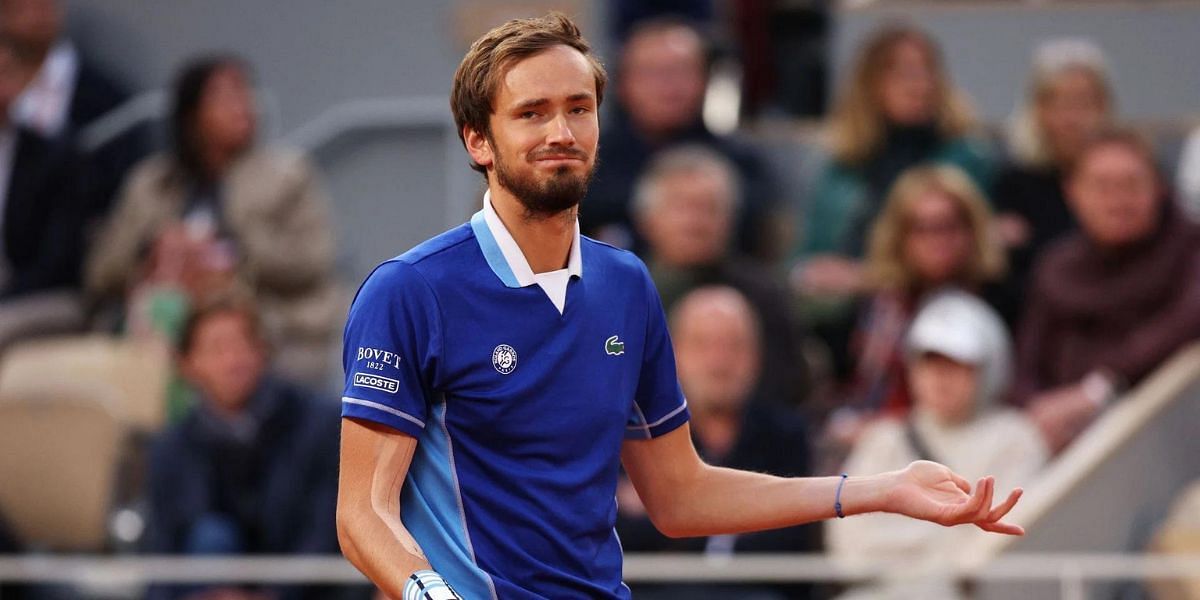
[[1, 0, 149, 216], [1015, 128, 1200, 453], [584, 17, 780, 259], [634, 145, 808, 406], [617, 286, 819, 600], [146, 297, 340, 600], [992, 38, 1113, 324], [0, 34, 88, 353], [792, 25, 992, 304]]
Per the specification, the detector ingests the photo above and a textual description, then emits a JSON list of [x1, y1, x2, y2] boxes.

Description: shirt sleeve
[[341, 260, 442, 438], [625, 265, 689, 440]]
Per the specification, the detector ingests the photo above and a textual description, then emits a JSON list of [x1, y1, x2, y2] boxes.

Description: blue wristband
[[835, 473, 848, 519]]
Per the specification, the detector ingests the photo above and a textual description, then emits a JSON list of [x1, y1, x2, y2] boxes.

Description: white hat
[[906, 289, 1013, 407]]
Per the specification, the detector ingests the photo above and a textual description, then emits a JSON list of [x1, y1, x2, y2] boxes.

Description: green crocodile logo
[[605, 335, 625, 356]]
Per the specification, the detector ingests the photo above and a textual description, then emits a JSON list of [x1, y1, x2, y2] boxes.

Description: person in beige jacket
[[87, 56, 339, 385], [827, 289, 1047, 600]]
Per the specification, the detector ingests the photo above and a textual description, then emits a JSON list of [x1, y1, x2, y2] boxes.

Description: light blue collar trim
[[472, 191, 583, 289], [470, 210, 521, 288]]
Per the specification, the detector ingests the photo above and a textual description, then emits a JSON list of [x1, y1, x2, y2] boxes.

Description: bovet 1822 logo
[[492, 344, 518, 375], [353, 372, 400, 394]]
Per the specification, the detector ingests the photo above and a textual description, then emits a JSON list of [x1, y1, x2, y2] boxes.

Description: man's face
[[673, 297, 760, 414], [180, 311, 267, 415], [0, 0, 61, 56], [475, 45, 599, 216], [641, 169, 734, 268], [1067, 143, 1160, 247], [619, 26, 706, 137]]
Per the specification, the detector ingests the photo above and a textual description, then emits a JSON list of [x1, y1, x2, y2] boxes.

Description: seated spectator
[[817, 165, 1005, 471], [827, 290, 1045, 600], [145, 297, 340, 600], [1014, 127, 1200, 453], [86, 55, 339, 385], [0, 34, 88, 352], [634, 145, 808, 406], [583, 16, 781, 259], [992, 38, 1114, 324], [617, 286, 819, 600], [793, 24, 992, 302], [1, 0, 148, 215]]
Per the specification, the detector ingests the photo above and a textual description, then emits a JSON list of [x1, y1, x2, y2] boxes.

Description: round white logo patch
[[492, 344, 518, 375]]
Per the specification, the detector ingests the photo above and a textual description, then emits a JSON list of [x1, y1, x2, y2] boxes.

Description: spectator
[[827, 290, 1044, 600], [583, 16, 781, 259], [817, 165, 1005, 470], [616, 286, 819, 600], [992, 38, 1114, 324], [1014, 127, 1200, 453], [0, 34, 88, 351], [86, 55, 340, 385], [0, 0, 148, 215], [634, 145, 809, 406], [145, 297, 340, 600], [793, 24, 992, 301]]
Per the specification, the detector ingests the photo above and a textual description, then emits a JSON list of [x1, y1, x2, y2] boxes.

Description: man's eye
[[520, 111, 538, 119]]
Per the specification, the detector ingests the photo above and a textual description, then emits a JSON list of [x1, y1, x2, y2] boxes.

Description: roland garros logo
[[492, 344, 517, 375]]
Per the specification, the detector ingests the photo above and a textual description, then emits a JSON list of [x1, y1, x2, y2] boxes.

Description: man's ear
[[464, 125, 494, 169]]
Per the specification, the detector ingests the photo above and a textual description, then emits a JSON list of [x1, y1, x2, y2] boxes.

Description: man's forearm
[[338, 507, 432, 597], [656, 465, 893, 538]]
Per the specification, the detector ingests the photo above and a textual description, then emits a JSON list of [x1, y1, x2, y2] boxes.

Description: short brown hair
[[450, 12, 607, 174], [178, 294, 266, 356], [1067, 125, 1161, 181]]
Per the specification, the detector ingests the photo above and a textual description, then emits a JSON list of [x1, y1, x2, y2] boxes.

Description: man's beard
[[494, 148, 596, 218]]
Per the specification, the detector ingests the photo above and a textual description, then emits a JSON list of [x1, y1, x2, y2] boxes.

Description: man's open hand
[[884, 460, 1025, 535]]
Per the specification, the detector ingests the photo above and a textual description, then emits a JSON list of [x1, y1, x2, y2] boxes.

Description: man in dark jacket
[[146, 298, 341, 600], [583, 16, 780, 259], [634, 145, 809, 407], [617, 286, 819, 600]]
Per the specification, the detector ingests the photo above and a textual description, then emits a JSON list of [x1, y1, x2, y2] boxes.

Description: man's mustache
[[527, 148, 589, 161]]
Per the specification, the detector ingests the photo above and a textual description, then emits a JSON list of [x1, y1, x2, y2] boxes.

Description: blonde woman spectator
[[87, 56, 339, 385], [818, 165, 1005, 470], [793, 24, 992, 302], [993, 38, 1114, 323], [827, 290, 1044, 600]]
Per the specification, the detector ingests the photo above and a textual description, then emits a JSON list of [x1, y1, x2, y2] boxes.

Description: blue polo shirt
[[340, 195, 690, 599]]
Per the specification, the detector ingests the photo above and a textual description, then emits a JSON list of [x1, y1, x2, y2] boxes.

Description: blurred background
[[1, 0, 1199, 599]]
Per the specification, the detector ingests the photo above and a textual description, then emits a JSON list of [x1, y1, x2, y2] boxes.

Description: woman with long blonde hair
[[793, 25, 992, 303]]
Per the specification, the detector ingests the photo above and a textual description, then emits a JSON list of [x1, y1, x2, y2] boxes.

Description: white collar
[[481, 190, 582, 286], [13, 40, 79, 137]]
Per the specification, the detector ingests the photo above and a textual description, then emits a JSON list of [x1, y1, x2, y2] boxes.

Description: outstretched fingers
[[973, 487, 1025, 536]]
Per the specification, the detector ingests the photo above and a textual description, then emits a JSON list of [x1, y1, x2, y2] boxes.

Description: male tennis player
[[336, 13, 1024, 600]]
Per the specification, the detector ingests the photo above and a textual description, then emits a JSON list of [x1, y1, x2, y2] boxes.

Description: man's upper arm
[[338, 417, 419, 518], [340, 260, 442, 437], [620, 423, 703, 527]]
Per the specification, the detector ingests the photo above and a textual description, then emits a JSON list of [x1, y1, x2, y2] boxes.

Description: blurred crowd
[[2, 0, 1200, 599]]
